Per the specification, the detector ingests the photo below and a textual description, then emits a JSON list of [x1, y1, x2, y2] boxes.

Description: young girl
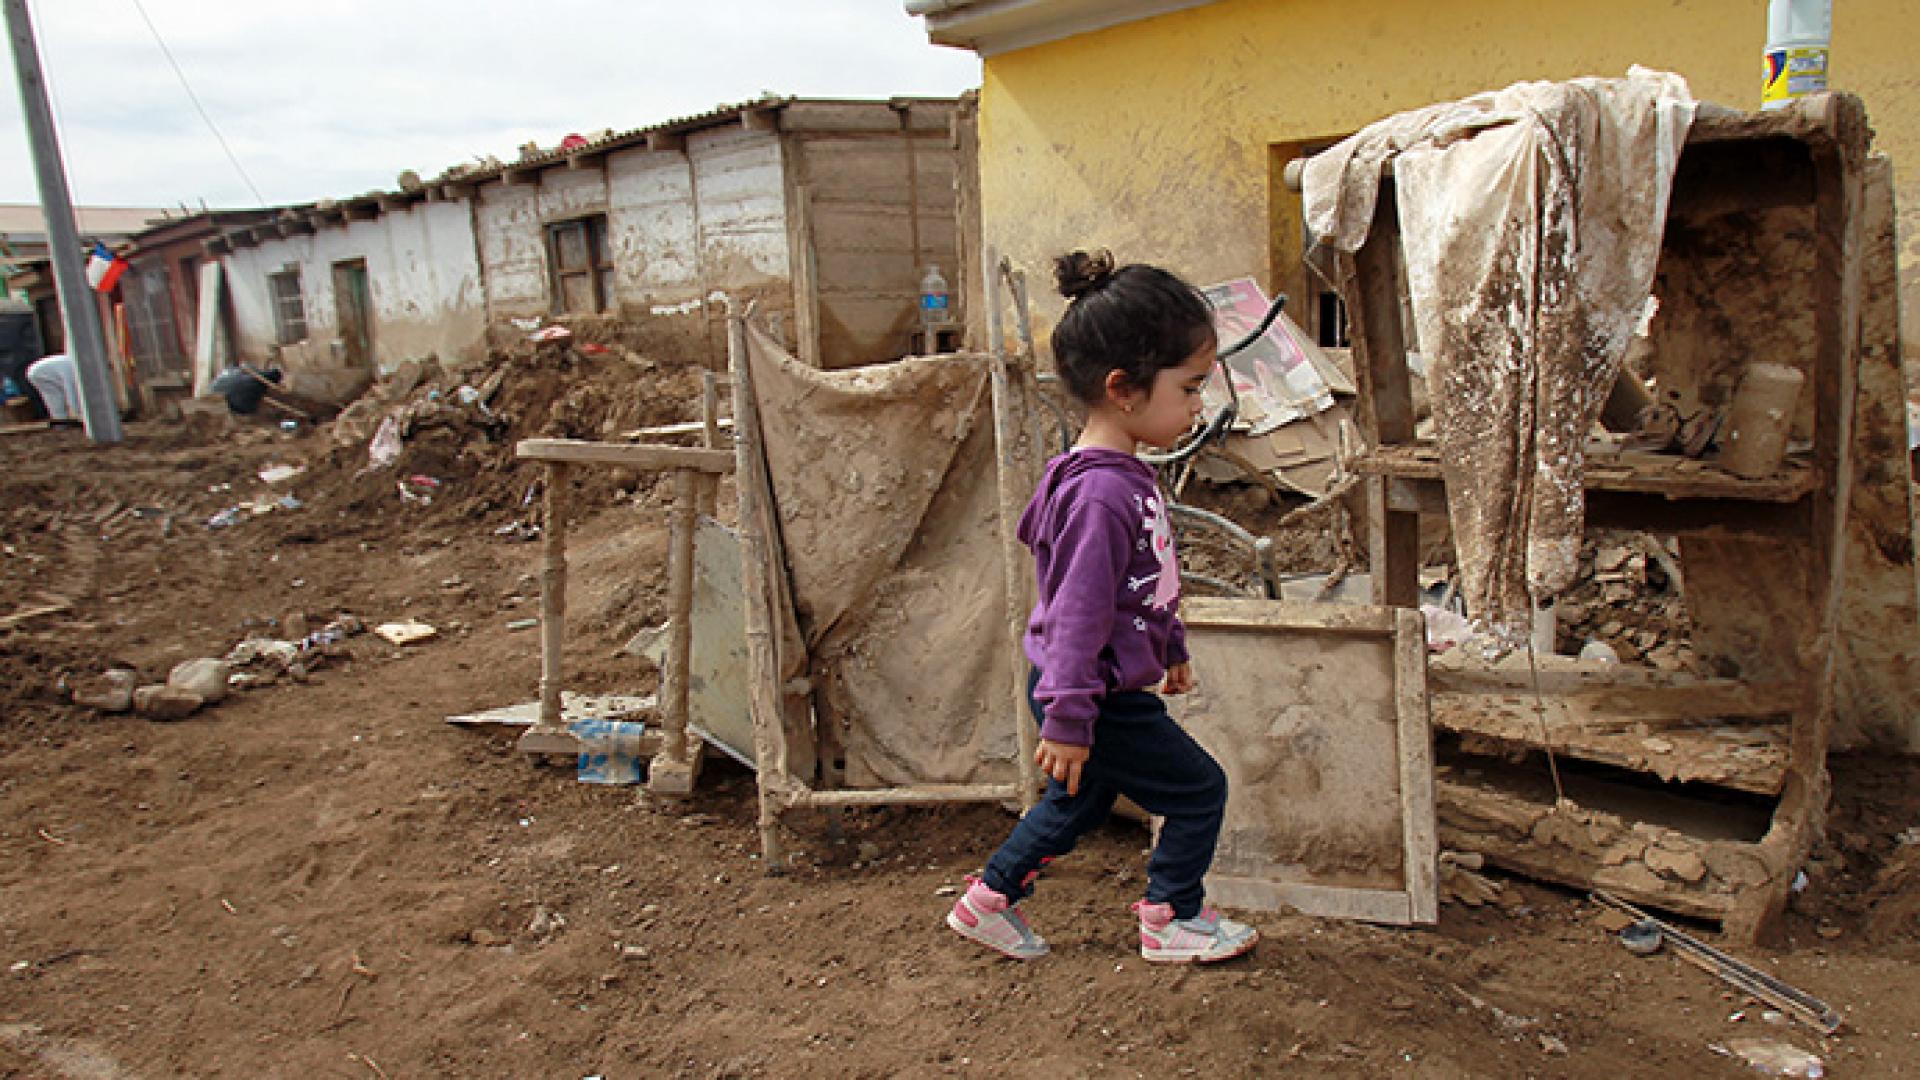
[[946, 250, 1257, 964]]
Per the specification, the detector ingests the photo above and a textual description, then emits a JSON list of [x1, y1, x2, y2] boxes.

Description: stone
[[856, 841, 883, 863], [526, 907, 565, 939], [134, 684, 204, 721], [167, 658, 232, 704], [283, 612, 311, 639], [72, 668, 138, 713], [1645, 844, 1708, 884]]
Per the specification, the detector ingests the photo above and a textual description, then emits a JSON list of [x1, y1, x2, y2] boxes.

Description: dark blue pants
[[982, 669, 1227, 919]]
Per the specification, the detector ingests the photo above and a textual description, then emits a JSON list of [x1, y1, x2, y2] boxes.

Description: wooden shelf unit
[[1337, 94, 1872, 939]]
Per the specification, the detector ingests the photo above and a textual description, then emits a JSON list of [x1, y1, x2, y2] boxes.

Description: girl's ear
[[1103, 368, 1141, 413]]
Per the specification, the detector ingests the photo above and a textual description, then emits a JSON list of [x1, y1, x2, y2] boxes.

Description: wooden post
[[648, 468, 703, 796], [1347, 187, 1421, 609], [518, 462, 572, 754], [986, 252, 1041, 809], [698, 370, 721, 516], [729, 309, 789, 866]]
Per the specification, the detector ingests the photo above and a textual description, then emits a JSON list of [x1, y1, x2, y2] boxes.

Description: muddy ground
[[3, 352, 1919, 1078]]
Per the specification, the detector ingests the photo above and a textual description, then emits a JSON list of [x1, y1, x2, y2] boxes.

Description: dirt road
[[3, 399, 1917, 1078]]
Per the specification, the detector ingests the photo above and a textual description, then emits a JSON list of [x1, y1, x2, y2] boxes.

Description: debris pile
[[1552, 531, 1696, 669], [66, 613, 376, 721]]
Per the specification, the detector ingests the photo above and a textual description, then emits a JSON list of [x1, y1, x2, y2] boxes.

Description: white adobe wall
[[224, 200, 486, 374], [474, 125, 793, 364]]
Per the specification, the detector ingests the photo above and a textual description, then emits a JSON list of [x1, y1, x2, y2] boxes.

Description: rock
[[856, 841, 883, 863], [167, 658, 232, 704], [1594, 908, 1635, 933], [468, 927, 505, 947], [72, 668, 138, 713], [526, 906, 565, 939], [283, 612, 311, 639], [134, 684, 204, 721], [1538, 1034, 1569, 1055], [1645, 844, 1709, 884]]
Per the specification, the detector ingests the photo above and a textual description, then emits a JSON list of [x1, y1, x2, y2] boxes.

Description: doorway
[[331, 259, 373, 368]]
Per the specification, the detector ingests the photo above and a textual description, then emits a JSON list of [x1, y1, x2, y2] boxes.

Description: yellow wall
[[979, 0, 1920, 348]]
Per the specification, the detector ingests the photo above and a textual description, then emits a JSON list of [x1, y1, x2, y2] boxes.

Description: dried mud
[[2, 347, 1918, 1078]]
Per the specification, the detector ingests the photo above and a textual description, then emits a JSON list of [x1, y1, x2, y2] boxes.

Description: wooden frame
[[729, 264, 1042, 865], [511, 436, 733, 795], [1173, 597, 1437, 925]]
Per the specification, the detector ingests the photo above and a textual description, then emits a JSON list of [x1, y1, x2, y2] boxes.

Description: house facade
[[204, 96, 963, 383], [914, 0, 1917, 355]]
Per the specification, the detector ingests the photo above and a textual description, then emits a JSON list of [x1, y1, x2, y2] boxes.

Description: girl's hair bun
[[1053, 249, 1117, 301]]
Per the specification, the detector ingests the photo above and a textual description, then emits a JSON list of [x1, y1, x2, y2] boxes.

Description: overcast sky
[[0, 0, 981, 211]]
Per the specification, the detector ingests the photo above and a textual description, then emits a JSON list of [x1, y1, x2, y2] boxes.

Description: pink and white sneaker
[[946, 877, 1049, 959], [1133, 899, 1258, 963]]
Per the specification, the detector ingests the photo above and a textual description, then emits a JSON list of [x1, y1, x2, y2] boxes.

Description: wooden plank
[[1726, 91, 1869, 944], [534, 464, 568, 735], [1394, 608, 1439, 924], [1182, 595, 1396, 635], [516, 438, 735, 474], [989, 317, 1040, 809], [730, 311, 792, 865], [619, 418, 734, 440], [0, 598, 68, 629], [1344, 186, 1421, 609], [648, 469, 702, 797], [1436, 689, 1791, 795], [1206, 876, 1413, 924], [780, 102, 907, 134], [784, 783, 1022, 808], [1355, 442, 1818, 502]]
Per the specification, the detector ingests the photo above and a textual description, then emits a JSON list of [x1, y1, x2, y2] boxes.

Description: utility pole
[[5, 0, 123, 442]]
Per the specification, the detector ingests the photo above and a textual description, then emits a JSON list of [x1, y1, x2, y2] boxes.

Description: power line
[[127, 0, 266, 206]]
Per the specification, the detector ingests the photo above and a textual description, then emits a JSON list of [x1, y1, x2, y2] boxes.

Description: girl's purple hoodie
[[1017, 447, 1188, 747]]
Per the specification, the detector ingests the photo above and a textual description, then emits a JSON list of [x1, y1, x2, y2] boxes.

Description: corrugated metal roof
[[205, 95, 955, 252], [0, 204, 174, 240], [435, 94, 795, 186]]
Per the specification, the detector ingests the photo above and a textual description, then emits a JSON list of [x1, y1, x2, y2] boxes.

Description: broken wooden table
[[515, 416, 733, 796]]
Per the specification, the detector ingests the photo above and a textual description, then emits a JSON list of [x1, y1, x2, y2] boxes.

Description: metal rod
[[1592, 891, 1842, 1034]]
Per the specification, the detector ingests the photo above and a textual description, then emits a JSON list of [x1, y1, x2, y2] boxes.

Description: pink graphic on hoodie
[[1141, 494, 1180, 611]]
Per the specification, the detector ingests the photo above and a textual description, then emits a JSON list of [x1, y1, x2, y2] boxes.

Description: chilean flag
[[85, 242, 127, 293]]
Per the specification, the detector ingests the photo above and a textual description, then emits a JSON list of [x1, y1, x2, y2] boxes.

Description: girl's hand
[[1163, 662, 1196, 695], [1035, 739, 1091, 796]]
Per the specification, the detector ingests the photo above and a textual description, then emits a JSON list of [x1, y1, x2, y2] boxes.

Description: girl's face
[[1119, 338, 1217, 450]]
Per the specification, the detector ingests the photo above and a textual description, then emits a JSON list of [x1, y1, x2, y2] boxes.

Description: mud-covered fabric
[[1304, 68, 1695, 650], [744, 323, 1046, 785]]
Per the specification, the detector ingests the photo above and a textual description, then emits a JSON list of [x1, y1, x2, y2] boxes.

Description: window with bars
[[269, 269, 307, 345], [546, 216, 614, 315]]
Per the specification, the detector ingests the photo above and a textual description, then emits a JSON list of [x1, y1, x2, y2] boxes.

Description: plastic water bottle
[[919, 265, 950, 332], [1762, 0, 1831, 111]]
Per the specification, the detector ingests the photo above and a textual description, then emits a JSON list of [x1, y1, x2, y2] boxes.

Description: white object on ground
[[25, 355, 78, 421]]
